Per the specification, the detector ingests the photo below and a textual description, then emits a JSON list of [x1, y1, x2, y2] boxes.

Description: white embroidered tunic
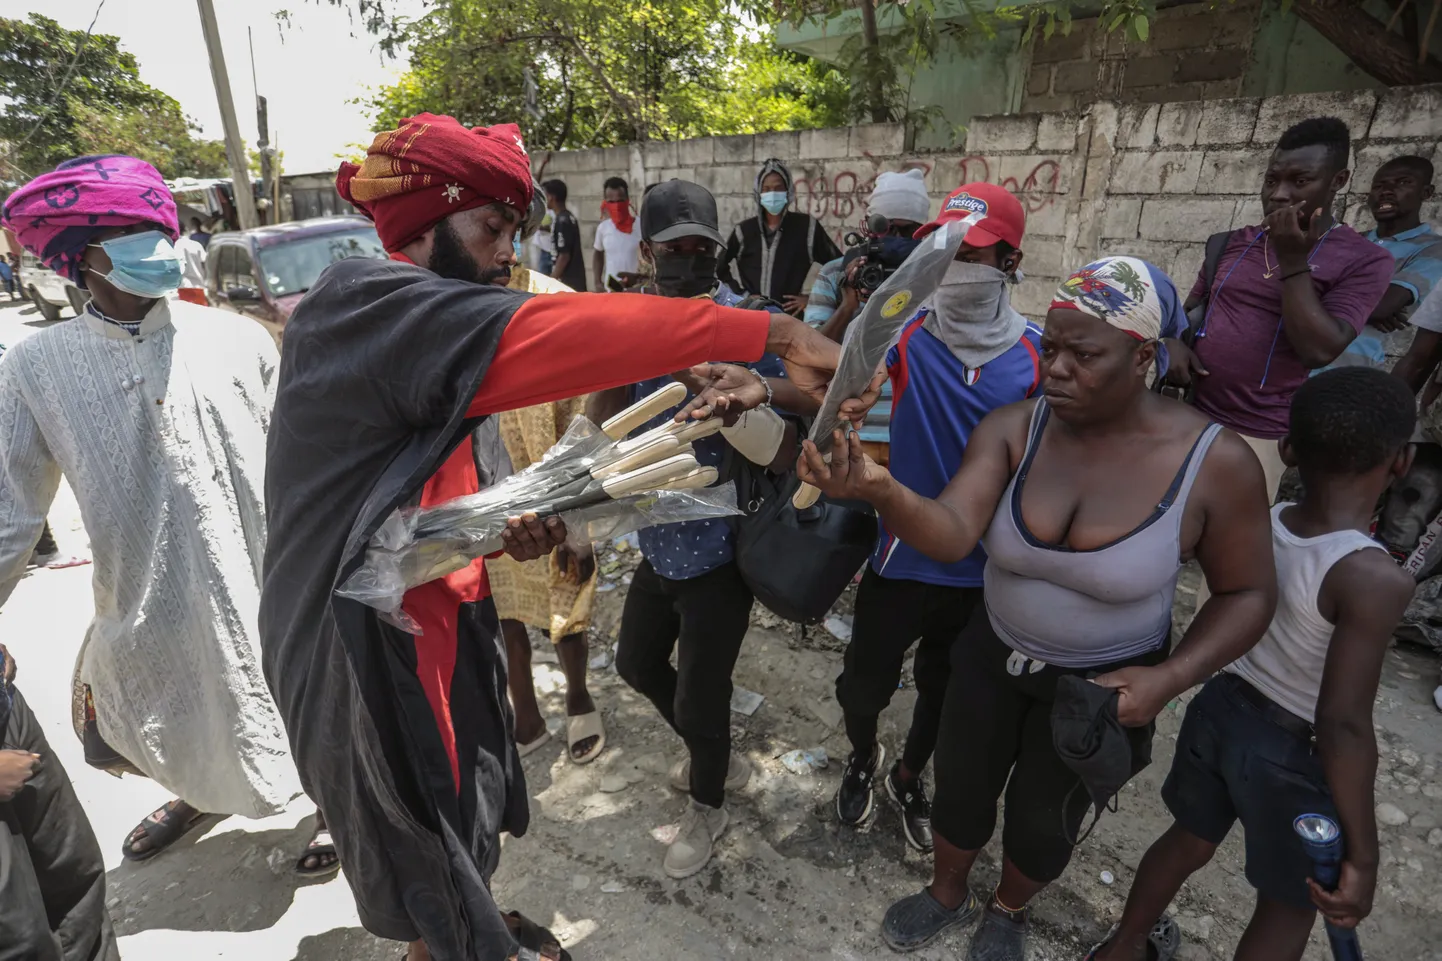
[[0, 299, 300, 817]]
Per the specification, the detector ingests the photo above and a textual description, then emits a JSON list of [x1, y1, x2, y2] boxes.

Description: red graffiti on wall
[[793, 172, 876, 223], [950, 156, 1061, 213], [789, 154, 1061, 246]]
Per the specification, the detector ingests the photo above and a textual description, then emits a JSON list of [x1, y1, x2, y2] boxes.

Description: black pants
[[616, 559, 753, 808], [931, 614, 1166, 884], [836, 568, 982, 773], [0, 688, 118, 961]]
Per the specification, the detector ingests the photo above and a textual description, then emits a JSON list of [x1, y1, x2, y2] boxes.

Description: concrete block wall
[[1024, 1, 1260, 113], [1089, 86, 1442, 294], [531, 83, 1441, 320]]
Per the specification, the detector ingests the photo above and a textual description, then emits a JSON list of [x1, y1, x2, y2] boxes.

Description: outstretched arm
[[1309, 550, 1415, 929], [469, 297, 840, 416], [797, 404, 1024, 563]]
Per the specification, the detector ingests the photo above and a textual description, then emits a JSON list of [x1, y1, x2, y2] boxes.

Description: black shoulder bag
[[721, 438, 877, 625]]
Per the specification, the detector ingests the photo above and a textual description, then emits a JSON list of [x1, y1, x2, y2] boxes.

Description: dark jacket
[[719, 211, 840, 302]]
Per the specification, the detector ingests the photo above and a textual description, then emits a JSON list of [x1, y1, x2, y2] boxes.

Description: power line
[[1, 0, 110, 174]]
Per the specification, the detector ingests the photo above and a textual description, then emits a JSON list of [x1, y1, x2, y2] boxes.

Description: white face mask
[[932, 261, 1008, 324], [924, 261, 1027, 369]]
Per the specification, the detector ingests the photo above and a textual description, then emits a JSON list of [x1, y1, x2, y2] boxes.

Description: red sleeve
[[467, 293, 770, 416]]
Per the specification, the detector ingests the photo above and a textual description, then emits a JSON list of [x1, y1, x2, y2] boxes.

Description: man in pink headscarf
[[0, 156, 332, 875]]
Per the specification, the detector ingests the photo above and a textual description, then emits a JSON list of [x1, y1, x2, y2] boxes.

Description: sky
[[15, 0, 429, 173]]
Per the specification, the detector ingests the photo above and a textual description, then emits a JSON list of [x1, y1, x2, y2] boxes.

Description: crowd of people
[[0, 106, 1436, 961]]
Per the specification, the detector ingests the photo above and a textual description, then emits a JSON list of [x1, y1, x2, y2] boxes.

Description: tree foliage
[[311, 0, 849, 149], [316, 0, 1442, 150], [0, 14, 232, 185]]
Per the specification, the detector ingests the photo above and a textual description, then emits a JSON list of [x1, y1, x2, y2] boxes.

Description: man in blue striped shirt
[[1338, 156, 1442, 385]]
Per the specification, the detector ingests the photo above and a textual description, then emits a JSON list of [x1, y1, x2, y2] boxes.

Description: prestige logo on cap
[[943, 192, 988, 216]]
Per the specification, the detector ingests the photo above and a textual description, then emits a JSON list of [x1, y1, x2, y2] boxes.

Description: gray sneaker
[[881, 887, 980, 952], [668, 753, 752, 793], [663, 799, 729, 879], [968, 903, 1027, 961]]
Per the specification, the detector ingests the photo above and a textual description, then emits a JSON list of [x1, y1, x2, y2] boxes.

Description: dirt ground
[[2, 294, 1437, 960], [473, 543, 1442, 961]]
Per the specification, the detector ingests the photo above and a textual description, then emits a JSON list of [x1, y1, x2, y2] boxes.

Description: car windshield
[[256, 227, 387, 296]]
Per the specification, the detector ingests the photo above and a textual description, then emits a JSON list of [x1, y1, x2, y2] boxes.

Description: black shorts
[[1163, 673, 1337, 910]]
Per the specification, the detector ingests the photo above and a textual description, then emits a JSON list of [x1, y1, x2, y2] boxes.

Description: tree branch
[[490, 30, 646, 134], [1292, 0, 1442, 85]]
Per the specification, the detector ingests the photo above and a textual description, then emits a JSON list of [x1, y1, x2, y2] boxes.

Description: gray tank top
[[982, 400, 1223, 667]]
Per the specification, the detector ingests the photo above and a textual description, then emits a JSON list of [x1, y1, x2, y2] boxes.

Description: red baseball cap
[[914, 182, 1025, 249]]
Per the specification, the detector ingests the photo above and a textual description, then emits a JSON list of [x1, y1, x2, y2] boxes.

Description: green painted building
[[777, 0, 1395, 150]]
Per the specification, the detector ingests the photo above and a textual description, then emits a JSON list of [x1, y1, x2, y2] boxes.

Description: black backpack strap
[[1201, 230, 1231, 298], [1185, 230, 1234, 344]]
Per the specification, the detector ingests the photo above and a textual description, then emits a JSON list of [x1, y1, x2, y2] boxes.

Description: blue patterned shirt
[[1326, 224, 1442, 370]]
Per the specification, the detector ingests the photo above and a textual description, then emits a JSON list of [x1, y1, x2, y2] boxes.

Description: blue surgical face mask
[[86, 231, 183, 298], [759, 191, 788, 215]]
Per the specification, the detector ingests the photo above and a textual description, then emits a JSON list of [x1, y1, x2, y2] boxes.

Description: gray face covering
[[922, 261, 1028, 370]]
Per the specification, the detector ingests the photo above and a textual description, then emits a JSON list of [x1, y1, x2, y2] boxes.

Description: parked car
[[206, 215, 387, 344], [19, 250, 88, 321]]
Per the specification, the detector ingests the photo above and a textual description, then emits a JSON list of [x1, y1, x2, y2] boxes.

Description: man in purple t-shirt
[[1167, 117, 1393, 497]]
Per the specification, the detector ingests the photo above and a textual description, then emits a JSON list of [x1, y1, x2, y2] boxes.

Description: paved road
[[0, 299, 388, 961]]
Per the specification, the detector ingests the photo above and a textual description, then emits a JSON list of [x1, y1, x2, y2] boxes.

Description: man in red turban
[[259, 115, 841, 961]]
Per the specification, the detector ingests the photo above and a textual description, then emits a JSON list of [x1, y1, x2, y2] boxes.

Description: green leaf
[[1133, 14, 1148, 42]]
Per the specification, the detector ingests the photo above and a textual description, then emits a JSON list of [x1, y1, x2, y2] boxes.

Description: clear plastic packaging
[[337, 414, 740, 631]]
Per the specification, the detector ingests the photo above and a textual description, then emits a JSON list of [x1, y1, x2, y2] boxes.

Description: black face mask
[[653, 252, 718, 298]]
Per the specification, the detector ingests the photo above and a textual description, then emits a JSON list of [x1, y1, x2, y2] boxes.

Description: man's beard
[[429, 217, 511, 286]]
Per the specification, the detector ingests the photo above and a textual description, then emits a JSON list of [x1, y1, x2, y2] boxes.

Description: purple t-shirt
[[1190, 223, 1393, 438]]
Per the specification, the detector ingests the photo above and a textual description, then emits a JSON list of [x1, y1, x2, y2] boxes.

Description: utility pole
[[196, 0, 258, 229], [256, 96, 273, 225], [250, 29, 276, 226]]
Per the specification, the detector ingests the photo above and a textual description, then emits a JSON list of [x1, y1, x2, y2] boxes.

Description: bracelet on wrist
[[1280, 266, 1313, 282], [748, 368, 774, 408]]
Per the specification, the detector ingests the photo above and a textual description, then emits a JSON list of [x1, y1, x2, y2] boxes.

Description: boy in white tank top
[[1090, 367, 1417, 961]]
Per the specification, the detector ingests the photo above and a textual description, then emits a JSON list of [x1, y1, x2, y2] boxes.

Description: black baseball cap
[[640, 179, 724, 244]]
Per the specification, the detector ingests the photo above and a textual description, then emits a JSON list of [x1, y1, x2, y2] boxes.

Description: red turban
[[336, 114, 534, 252]]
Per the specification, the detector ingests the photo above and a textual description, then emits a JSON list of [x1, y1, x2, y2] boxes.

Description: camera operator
[[806, 170, 932, 341]]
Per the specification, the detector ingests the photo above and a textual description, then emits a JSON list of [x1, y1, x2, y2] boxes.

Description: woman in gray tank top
[[801, 257, 1279, 959]]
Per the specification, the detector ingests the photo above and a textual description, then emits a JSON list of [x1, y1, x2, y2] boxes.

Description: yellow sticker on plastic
[[881, 290, 912, 318]]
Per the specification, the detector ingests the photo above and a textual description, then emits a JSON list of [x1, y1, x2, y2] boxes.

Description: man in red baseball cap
[[259, 114, 841, 961], [914, 181, 1026, 247], [829, 181, 1038, 872]]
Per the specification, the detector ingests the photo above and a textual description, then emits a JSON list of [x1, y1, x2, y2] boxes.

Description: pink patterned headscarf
[[1, 155, 179, 283]]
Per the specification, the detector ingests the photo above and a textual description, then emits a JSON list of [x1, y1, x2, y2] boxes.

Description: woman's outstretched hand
[[797, 428, 892, 502]]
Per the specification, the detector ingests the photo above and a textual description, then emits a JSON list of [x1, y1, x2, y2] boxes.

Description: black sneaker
[[885, 763, 933, 853], [835, 743, 886, 826]]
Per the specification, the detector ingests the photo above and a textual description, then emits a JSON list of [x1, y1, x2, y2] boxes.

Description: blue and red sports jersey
[[871, 310, 1042, 587]]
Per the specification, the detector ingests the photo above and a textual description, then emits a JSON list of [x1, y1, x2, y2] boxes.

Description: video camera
[[841, 213, 921, 297]]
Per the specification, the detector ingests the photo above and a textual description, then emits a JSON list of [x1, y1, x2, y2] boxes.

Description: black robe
[[260, 257, 774, 959], [260, 257, 529, 959]]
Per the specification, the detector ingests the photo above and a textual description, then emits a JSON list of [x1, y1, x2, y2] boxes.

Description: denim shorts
[[1162, 672, 1337, 910]]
